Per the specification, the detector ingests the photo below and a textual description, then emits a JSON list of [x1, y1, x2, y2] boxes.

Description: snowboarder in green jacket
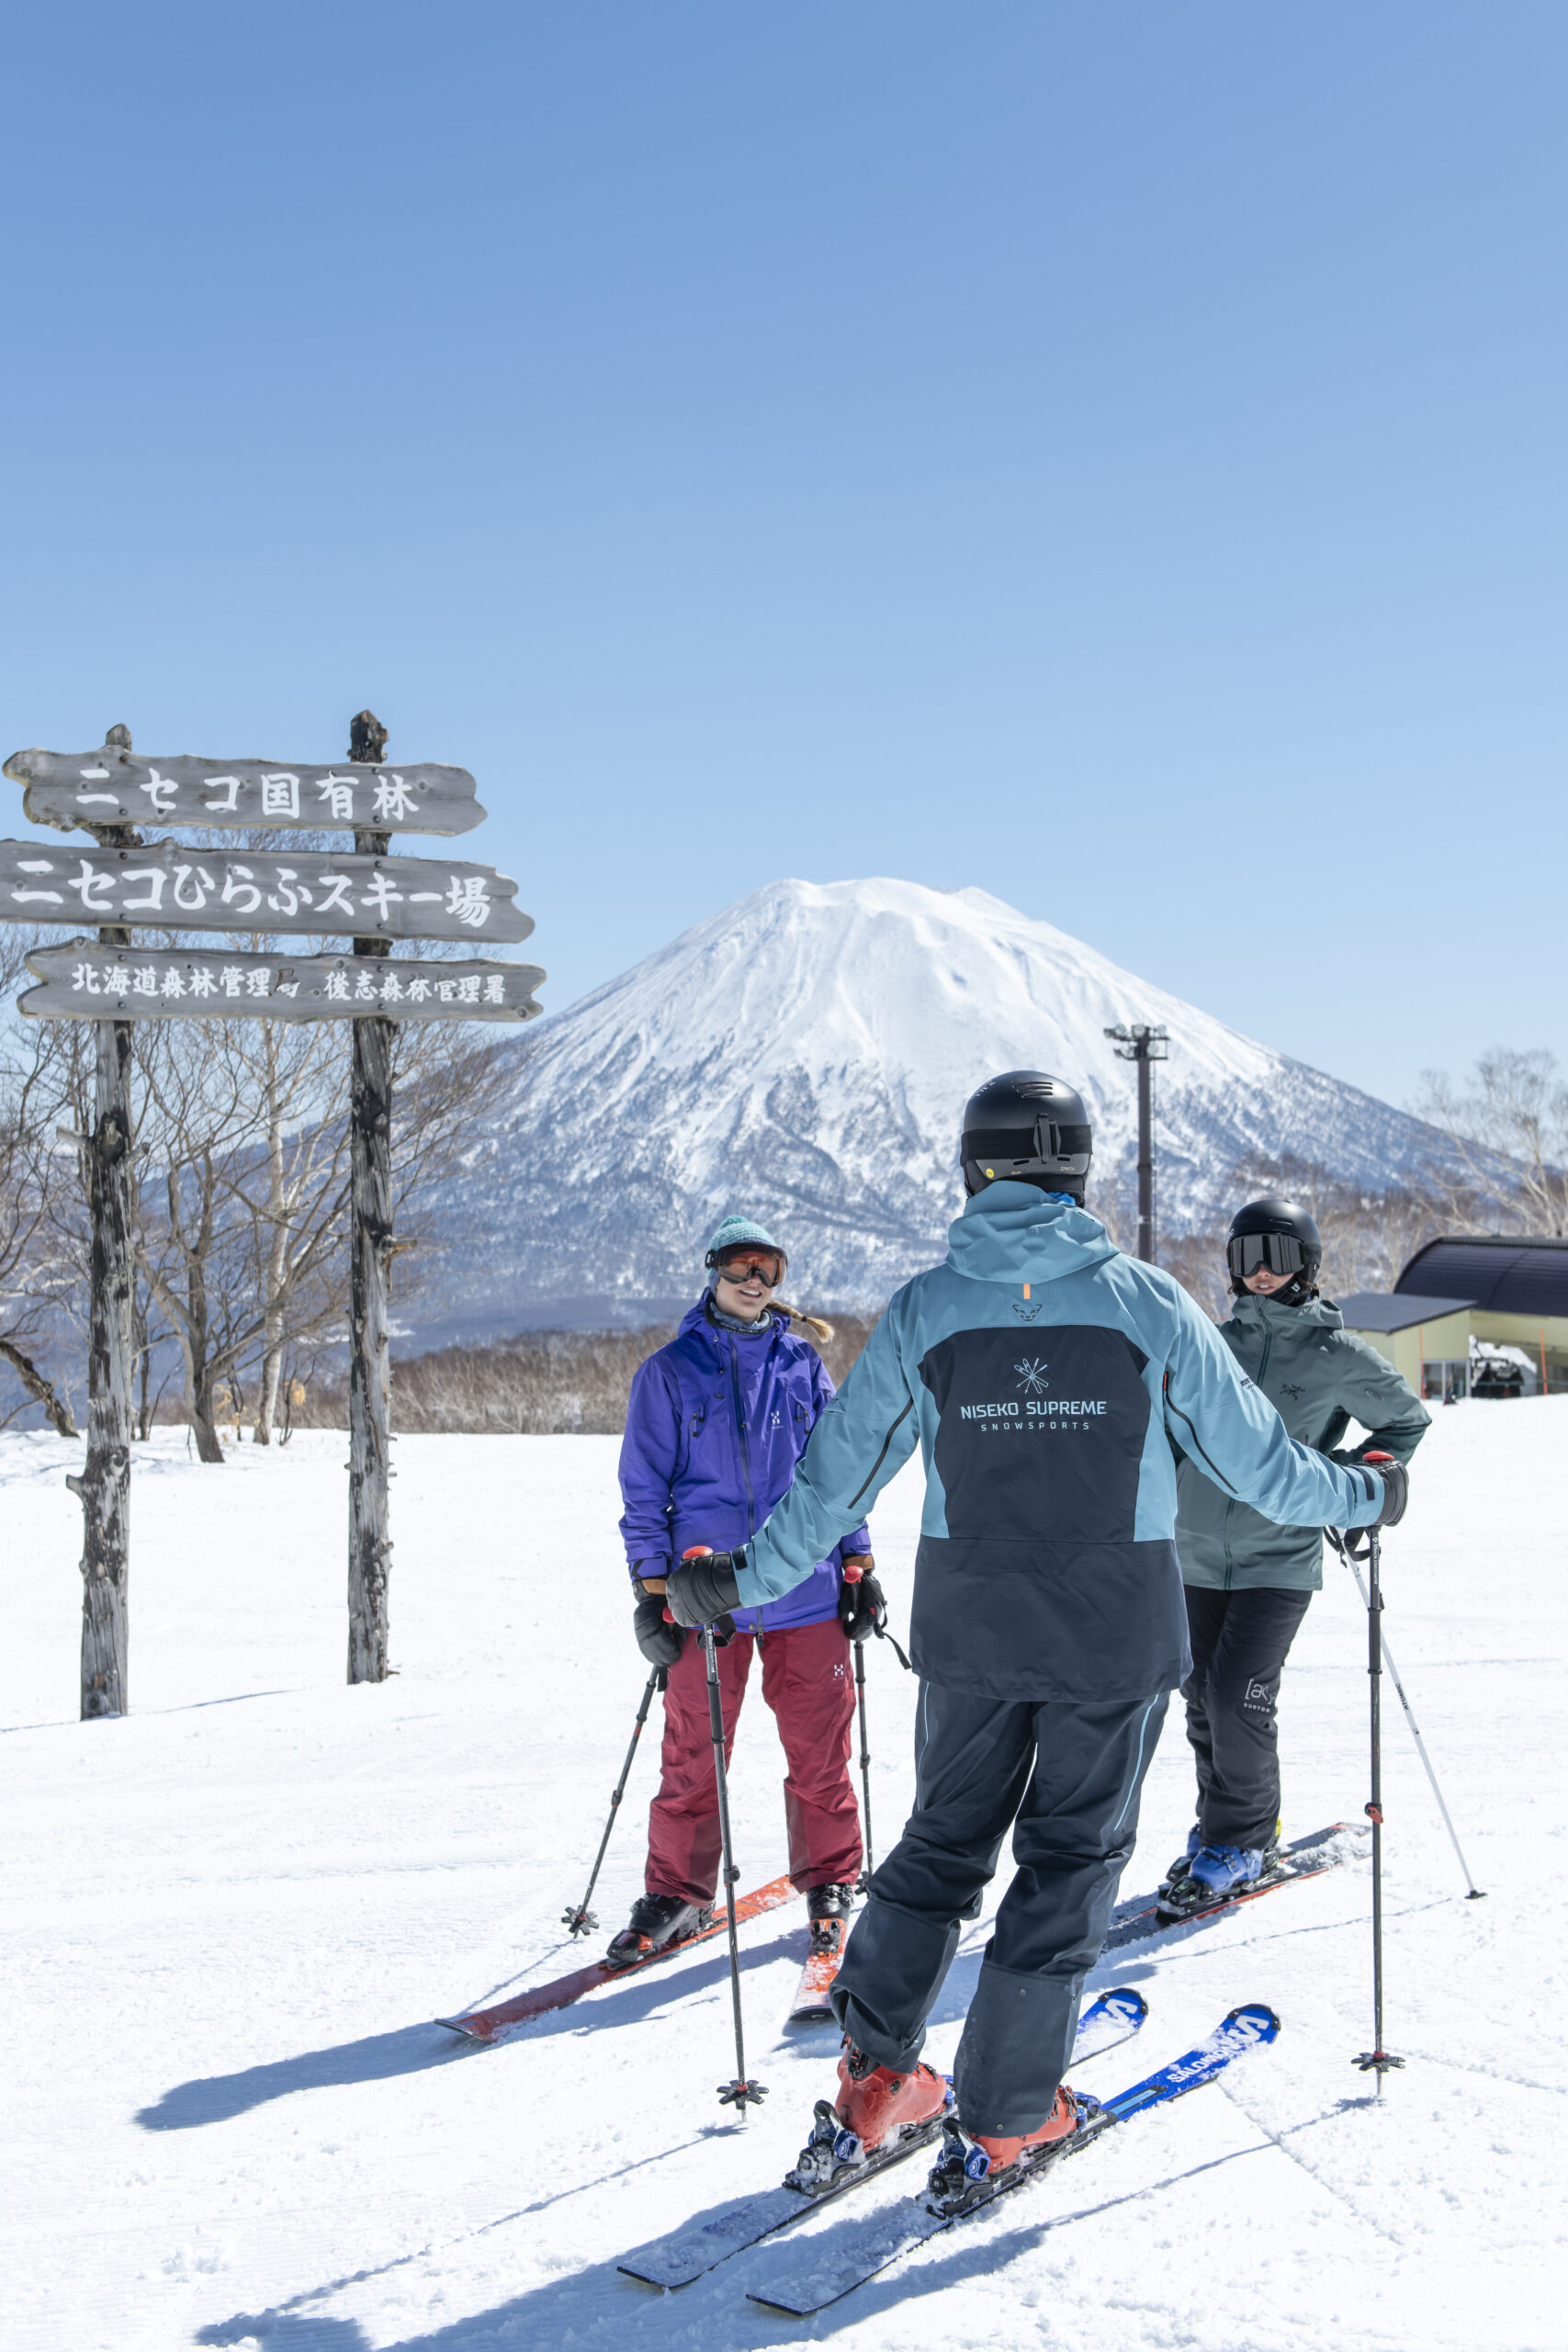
[[1166, 1195, 1430, 1910]]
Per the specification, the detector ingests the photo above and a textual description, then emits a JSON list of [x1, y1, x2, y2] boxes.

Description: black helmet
[[960, 1071, 1093, 1200], [1226, 1197, 1323, 1300]]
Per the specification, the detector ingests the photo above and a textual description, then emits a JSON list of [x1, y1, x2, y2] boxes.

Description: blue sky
[[3, 3, 1562, 1107]]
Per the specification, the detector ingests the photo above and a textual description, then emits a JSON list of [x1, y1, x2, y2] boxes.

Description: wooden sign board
[[0, 840, 533, 944], [21, 943, 546, 1023], [4, 748, 485, 837]]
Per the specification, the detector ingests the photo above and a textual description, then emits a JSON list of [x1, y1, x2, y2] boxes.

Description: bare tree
[[1416, 1048, 1568, 1235], [0, 930, 81, 1435], [130, 997, 514, 1460], [133, 1023, 280, 1461]]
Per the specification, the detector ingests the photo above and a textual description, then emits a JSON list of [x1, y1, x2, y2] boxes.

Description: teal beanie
[[705, 1215, 786, 1267]]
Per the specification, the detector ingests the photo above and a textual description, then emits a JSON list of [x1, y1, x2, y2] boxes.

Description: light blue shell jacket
[[734, 1183, 1389, 1703]]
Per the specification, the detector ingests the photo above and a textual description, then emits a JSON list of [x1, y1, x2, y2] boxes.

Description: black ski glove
[[633, 1592, 683, 1668], [666, 1546, 744, 1629], [1364, 1454, 1409, 1529], [838, 1560, 887, 1643]]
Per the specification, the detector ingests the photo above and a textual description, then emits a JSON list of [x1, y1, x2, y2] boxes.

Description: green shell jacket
[[1174, 1292, 1430, 1592]]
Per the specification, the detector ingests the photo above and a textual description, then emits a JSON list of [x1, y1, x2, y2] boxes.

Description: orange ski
[[787, 1917, 847, 2024], [436, 1875, 800, 2044]]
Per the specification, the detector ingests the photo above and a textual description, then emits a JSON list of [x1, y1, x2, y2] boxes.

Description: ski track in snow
[[3, 1404, 1563, 2351]]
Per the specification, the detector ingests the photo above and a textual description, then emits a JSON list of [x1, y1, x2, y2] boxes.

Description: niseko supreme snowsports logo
[[955, 1357, 1109, 1436]]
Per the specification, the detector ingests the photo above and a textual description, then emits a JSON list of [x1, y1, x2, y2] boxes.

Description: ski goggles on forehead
[[1227, 1232, 1310, 1280], [712, 1250, 783, 1287]]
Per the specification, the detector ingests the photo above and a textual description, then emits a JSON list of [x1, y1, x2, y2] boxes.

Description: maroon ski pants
[[646, 1615, 863, 1906]]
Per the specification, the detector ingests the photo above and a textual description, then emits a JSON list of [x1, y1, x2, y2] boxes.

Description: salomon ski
[[745, 2003, 1280, 2316], [616, 1987, 1147, 2291], [435, 1876, 798, 2044]]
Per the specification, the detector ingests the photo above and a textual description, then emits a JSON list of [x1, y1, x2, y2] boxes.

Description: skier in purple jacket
[[608, 1216, 882, 1969]]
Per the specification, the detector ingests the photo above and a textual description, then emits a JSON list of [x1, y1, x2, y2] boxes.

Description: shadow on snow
[[197, 2141, 1277, 2351], [138, 1927, 803, 2129]]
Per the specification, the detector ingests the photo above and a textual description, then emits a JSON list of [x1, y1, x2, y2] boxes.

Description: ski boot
[[787, 2041, 950, 2196], [1160, 1840, 1276, 1918], [1160, 1826, 1201, 1894], [925, 2084, 1100, 2217], [806, 1882, 856, 1962], [604, 1891, 713, 1969]]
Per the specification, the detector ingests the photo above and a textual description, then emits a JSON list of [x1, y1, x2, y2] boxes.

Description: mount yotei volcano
[[412, 878, 1436, 1337]]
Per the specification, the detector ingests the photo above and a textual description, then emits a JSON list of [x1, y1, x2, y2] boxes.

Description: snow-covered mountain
[[412, 878, 1438, 1337]]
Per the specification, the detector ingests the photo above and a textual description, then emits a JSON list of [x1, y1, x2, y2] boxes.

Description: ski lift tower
[[1104, 1023, 1168, 1264]]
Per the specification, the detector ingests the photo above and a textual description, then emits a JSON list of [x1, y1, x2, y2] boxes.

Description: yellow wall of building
[[1470, 1310, 1568, 1372], [1346, 1308, 1472, 1389], [1347, 1306, 1568, 1391]]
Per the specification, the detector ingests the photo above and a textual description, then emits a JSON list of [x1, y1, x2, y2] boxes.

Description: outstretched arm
[[739, 1309, 919, 1606], [1164, 1292, 1390, 1528]]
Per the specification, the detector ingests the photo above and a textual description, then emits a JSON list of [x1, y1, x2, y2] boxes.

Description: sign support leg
[[67, 742, 139, 1717], [347, 712, 394, 1683]]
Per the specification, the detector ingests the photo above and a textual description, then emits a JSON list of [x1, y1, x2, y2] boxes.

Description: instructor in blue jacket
[[665, 1071, 1407, 2215]]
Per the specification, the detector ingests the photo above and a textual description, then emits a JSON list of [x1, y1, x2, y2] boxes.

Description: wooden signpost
[[5, 747, 486, 836], [0, 840, 532, 942], [5, 713, 541, 1717], [20, 945, 546, 1020]]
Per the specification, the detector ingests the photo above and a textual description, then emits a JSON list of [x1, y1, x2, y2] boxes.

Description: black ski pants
[[1181, 1585, 1313, 1852], [830, 1679, 1168, 2138]]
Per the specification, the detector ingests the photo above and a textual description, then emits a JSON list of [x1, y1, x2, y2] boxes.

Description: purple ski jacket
[[617, 1295, 870, 1633]]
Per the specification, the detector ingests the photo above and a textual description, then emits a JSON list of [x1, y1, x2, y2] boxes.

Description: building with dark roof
[[1336, 1234, 1568, 1400], [1396, 1235, 1568, 1318]]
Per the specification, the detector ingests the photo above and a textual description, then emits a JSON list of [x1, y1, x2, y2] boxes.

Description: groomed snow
[[4, 1406, 1563, 2351]]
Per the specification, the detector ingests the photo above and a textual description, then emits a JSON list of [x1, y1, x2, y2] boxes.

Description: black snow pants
[[830, 1679, 1168, 2138], [1181, 1586, 1313, 1852]]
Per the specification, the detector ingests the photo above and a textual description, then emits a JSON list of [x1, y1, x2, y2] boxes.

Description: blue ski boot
[[1188, 1843, 1267, 1897], [1162, 1826, 1201, 1892], [1159, 1841, 1273, 1917]]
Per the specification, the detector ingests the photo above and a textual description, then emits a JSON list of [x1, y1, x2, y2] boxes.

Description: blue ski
[[617, 1986, 1148, 2291], [745, 2002, 1280, 2317]]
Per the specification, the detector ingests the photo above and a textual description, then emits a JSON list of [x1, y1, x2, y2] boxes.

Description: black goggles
[[712, 1250, 783, 1288], [1227, 1232, 1310, 1280]]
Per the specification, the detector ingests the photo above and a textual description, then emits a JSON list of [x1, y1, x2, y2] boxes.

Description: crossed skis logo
[[1015, 1359, 1050, 1396]]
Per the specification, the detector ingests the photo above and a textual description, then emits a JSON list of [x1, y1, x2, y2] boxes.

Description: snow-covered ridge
[[418, 877, 1437, 1330]]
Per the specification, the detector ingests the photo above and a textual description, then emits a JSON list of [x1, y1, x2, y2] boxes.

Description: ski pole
[[840, 1561, 910, 1893], [853, 1639, 875, 1884], [1348, 1487, 1403, 2090], [841, 1561, 879, 1891], [1330, 1537, 1485, 1902], [682, 1549, 766, 2117], [561, 1664, 664, 1936]]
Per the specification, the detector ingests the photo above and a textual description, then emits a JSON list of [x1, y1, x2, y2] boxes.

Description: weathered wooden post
[[347, 709, 395, 1684], [4, 725, 541, 1709], [68, 723, 138, 1718]]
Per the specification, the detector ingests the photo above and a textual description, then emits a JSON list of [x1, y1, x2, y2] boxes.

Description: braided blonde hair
[[773, 1298, 835, 1345]]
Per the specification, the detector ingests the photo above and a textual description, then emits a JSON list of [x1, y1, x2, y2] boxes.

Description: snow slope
[[4, 1405, 1563, 2352], [422, 879, 1440, 1332]]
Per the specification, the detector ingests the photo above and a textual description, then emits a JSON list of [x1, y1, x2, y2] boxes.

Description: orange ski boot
[[787, 2041, 950, 2195], [927, 2083, 1098, 2214]]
